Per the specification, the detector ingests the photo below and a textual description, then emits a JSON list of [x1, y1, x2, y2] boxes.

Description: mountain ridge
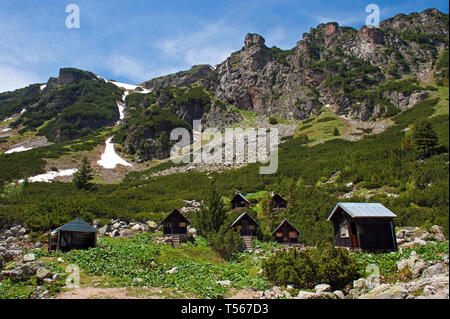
[[0, 7, 448, 163]]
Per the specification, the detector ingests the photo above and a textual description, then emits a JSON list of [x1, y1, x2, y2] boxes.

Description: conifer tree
[[73, 157, 94, 190], [412, 120, 438, 157], [195, 179, 226, 236]]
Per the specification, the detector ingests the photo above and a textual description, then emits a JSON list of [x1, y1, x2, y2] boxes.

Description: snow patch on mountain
[[20, 169, 78, 183], [97, 137, 132, 169], [5, 146, 34, 154]]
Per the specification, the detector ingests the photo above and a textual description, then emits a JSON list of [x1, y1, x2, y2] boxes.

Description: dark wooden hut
[[229, 212, 259, 250], [231, 193, 250, 209], [328, 203, 398, 251], [48, 218, 98, 252], [161, 209, 191, 247], [270, 193, 287, 209], [272, 219, 300, 244]]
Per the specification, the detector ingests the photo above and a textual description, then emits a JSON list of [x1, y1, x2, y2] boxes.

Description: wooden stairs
[[242, 236, 253, 252], [172, 234, 181, 248]]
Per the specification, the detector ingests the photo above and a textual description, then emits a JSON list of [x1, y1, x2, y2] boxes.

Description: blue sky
[[0, 0, 448, 92]]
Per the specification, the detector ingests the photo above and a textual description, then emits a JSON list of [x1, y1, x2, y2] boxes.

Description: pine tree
[[73, 157, 94, 190], [412, 120, 438, 157], [195, 179, 226, 236], [259, 193, 277, 233]]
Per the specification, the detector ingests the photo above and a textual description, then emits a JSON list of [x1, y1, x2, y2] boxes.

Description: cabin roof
[[229, 212, 260, 228], [161, 209, 191, 225], [231, 193, 250, 204], [52, 218, 98, 234], [271, 192, 287, 202], [327, 202, 397, 221], [271, 219, 300, 235]]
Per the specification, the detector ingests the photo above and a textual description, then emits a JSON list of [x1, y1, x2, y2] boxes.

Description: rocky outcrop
[[137, 9, 448, 122], [396, 226, 447, 249], [141, 65, 217, 91]]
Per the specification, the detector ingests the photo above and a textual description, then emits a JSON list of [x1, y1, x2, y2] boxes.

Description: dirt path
[[53, 286, 185, 299]]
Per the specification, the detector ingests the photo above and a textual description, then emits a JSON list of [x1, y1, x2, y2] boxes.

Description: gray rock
[[6, 236, 17, 243], [333, 290, 345, 299], [359, 283, 408, 299], [9, 267, 26, 281], [272, 286, 283, 298], [315, 284, 332, 293], [3, 249, 22, 261], [119, 229, 132, 237], [23, 261, 45, 275], [36, 267, 52, 281], [319, 292, 338, 299], [421, 263, 448, 279], [397, 254, 428, 278], [112, 222, 121, 229], [282, 291, 292, 299], [131, 224, 142, 231], [23, 253, 36, 263], [296, 291, 321, 299], [98, 224, 110, 236], [146, 221, 158, 231]]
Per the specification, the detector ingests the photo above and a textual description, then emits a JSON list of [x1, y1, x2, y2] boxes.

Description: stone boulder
[[397, 252, 428, 278], [146, 221, 158, 231], [315, 284, 332, 294], [358, 283, 409, 299], [23, 253, 36, 263], [98, 224, 110, 236], [421, 263, 448, 279], [36, 267, 52, 281], [119, 229, 132, 238], [333, 290, 345, 299], [296, 291, 321, 299]]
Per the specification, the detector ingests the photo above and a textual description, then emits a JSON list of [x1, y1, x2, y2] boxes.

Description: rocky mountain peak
[[244, 33, 266, 49], [57, 68, 97, 86]]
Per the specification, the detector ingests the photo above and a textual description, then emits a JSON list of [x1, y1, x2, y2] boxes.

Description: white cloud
[[156, 20, 241, 67], [0, 64, 41, 93], [104, 55, 152, 83]]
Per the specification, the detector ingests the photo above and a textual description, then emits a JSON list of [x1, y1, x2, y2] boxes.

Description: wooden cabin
[[49, 218, 98, 252], [161, 209, 190, 247], [271, 193, 287, 209], [328, 203, 398, 251], [229, 212, 259, 250], [272, 219, 300, 244], [231, 193, 250, 209]]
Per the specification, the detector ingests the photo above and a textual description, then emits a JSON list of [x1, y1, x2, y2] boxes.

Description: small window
[[339, 223, 349, 238], [276, 232, 282, 237], [249, 225, 255, 230], [289, 232, 298, 238], [179, 222, 186, 227], [166, 222, 172, 228]]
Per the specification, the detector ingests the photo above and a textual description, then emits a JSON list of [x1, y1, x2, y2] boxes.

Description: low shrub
[[262, 241, 359, 289], [208, 226, 244, 260]]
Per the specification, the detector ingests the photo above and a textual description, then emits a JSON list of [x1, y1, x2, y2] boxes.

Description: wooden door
[[241, 220, 249, 236], [350, 222, 359, 248], [351, 234, 358, 248]]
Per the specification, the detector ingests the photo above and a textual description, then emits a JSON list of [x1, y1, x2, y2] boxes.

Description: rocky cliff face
[[139, 9, 448, 121], [141, 65, 217, 91]]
